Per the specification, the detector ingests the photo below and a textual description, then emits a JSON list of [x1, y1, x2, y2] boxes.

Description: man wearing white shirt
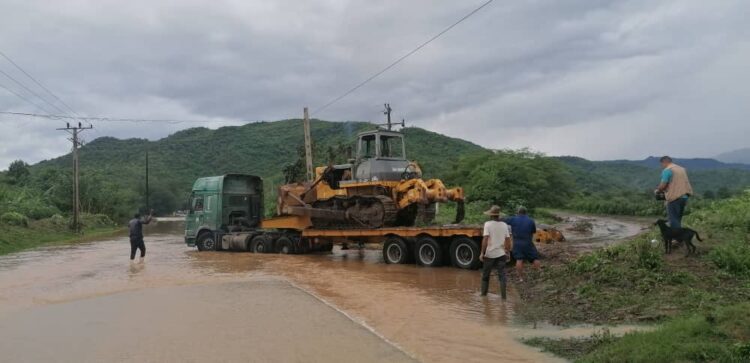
[[479, 205, 512, 299]]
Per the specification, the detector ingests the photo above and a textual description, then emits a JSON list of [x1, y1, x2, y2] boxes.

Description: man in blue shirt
[[655, 156, 693, 229], [504, 207, 540, 281]]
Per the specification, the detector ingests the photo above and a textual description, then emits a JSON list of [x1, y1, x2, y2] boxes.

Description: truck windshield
[[380, 135, 404, 159]]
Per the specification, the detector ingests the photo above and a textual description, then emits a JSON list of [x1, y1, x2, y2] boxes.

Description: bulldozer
[[276, 127, 465, 228]]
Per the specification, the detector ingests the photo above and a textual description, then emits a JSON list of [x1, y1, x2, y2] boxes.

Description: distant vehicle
[[184, 174, 486, 269]]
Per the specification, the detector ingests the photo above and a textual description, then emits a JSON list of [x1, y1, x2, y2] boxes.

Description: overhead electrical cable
[[0, 111, 244, 124], [0, 68, 71, 117], [0, 82, 55, 114], [310, 0, 494, 116], [0, 50, 83, 119]]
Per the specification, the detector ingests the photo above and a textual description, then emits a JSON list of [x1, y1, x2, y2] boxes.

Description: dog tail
[[695, 231, 703, 242]]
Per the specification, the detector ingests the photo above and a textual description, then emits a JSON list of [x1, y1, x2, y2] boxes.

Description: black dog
[[655, 219, 702, 256]]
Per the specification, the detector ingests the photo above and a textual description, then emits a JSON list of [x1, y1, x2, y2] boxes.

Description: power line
[[311, 0, 494, 116], [0, 111, 244, 124], [0, 68, 69, 116], [0, 50, 83, 120], [0, 81, 54, 113]]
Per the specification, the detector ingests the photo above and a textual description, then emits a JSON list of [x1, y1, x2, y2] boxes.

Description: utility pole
[[57, 122, 93, 233], [303, 107, 314, 181], [145, 148, 149, 212], [383, 103, 392, 130]]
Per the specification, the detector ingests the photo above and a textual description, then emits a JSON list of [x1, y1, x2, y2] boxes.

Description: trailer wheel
[[275, 236, 295, 254], [196, 232, 216, 251], [416, 236, 442, 267], [383, 236, 410, 264], [450, 236, 480, 269], [250, 235, 272, 253]]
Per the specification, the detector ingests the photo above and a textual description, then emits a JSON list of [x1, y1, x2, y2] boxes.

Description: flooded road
[[0, 216, 645, 362]]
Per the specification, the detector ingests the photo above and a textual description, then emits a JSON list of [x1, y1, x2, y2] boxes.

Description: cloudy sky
[[1, 0, 749, 168]]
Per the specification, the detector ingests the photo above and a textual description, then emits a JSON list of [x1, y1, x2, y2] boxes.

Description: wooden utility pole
[[303, 107, 314, 181], [57, 122, 93, 232], [145, 148, 149, 212], [383, 103, 392, 130]]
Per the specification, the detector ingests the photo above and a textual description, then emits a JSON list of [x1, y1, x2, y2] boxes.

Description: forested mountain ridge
[[28, 119, 487, 217], [558, 156, 750, 194], [716, 147, 750, 165], [3, 118, 750, 222]]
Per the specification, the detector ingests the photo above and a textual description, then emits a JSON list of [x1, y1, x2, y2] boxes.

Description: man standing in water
[[129, 209, 154, 262], [479, 205, 512, 299], [504, 207, 540, 282]]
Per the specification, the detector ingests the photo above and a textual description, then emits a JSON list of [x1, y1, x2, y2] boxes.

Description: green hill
[[716, 147, 750, 165], [31, 119, 487, 218], [558, 156, 750, 195], [4, 119, 750, 223]]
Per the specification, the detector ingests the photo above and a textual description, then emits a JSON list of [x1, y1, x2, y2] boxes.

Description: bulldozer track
[[310, 195, 397, 229]]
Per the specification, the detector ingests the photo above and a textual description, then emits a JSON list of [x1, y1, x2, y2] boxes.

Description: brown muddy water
[[0, 217, 646, 362]]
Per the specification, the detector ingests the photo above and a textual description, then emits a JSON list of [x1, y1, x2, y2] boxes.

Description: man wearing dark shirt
[[504, 207, 540, 281], [129, 209, 153, 262]]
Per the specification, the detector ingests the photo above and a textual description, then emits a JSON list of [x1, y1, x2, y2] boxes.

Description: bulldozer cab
[[357, 131, 405, 160], [352, 130, 410, 182]]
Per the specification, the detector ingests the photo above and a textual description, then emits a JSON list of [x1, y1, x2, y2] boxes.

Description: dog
[[655, 219, 702, 256]]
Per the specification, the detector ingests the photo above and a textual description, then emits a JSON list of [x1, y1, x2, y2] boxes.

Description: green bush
[[580, 303, 750, 362], [708, 239, 750, 277], [633, 238, 663, 271], [686, 191, 750, 232], [79, 213, 115, 228], [1, 212, 28, 226]]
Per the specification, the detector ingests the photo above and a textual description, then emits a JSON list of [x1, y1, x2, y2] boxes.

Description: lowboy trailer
[[185, 174, 484, 269]]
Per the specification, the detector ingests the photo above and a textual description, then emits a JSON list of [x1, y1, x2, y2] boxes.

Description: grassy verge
[[0, 216, 123, 255], [519, 192, 750, 362]]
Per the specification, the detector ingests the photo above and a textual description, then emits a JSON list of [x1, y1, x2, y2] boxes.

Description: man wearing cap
[[504, 206, 540, 282], [479, 205, 512, 299], [655, 156, 693, 229]]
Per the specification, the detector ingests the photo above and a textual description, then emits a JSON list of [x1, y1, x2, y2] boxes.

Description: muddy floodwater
[[0, 217, 645, 362]]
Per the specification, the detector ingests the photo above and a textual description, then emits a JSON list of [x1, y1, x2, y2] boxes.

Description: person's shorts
[[512, 241, 539, 262]]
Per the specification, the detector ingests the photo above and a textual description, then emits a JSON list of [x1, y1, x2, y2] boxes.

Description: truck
[[184, 174, 485, 269]]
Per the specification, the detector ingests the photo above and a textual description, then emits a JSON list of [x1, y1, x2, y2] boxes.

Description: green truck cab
[[184, 174, 264, 250]]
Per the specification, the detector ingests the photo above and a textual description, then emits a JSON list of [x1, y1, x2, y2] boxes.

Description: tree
[[7, 160, 30, 184], [717, 187, 732, 199], [448, 150, 576, 210]]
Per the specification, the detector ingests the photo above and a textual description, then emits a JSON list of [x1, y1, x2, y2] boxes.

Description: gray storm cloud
[[1, 0, 748, 168]]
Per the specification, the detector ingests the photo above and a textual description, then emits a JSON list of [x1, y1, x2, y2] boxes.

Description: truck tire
[[449, 236, 480, 269], [416, 236, 442, 267], [275, 236, 295, 254], [250, 235, 273, 254], [383, 236, 411, 264], [196, 232, 216, 251]]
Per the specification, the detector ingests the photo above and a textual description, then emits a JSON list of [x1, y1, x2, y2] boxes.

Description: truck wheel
[[275, 236, 295, 254], [383, 236, 411, 264], [250, 235, 272, 253], [196, 232, 216, 251], [450, 236, 480, 269], [416, 236, 442, 267]]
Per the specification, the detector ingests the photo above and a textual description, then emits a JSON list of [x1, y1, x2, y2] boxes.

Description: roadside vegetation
[[519, 192, 750, 362], [0, 161, 121, 255]]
